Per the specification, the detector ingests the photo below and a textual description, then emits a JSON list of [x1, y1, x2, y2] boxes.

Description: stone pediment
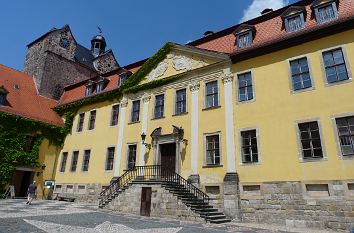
[[140, 44, 229, 85]]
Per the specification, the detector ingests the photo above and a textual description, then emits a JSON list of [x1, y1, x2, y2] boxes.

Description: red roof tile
[[0, 64, 63, 126]]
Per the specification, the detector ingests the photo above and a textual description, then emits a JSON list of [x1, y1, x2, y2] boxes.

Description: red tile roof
[[189, 0, 354, 54], [0, 64, 63, 126], [59, 0, 354, 107]]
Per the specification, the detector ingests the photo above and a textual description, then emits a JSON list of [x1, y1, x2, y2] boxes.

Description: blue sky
[[0, 0, 296, 70]]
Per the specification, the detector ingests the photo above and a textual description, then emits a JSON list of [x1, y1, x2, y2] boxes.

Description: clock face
[[59, 37, 71, 48]]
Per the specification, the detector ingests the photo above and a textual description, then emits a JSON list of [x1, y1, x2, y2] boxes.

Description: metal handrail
[[99, 165, 210, 207]]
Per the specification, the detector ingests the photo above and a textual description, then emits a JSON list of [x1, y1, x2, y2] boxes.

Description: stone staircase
[[99, 165, 230, 224]]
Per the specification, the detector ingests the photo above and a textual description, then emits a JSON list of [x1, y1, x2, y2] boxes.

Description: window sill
[[87, 128, 95, 131], [300, 157, 327, 163], [152, 116, 165, 120], [291, 86, 315, 94], [240, 162, 260, 166], [202, 105, 221, 111], [202, 164, 223, 168], [104, 170, 114, 173], [172, 112, 188, 117], [109, 124, 119, 128], [237, 98, 255, 105], [325, 78, 352, 87], [341, 154, 354, 160], [128, 121, 140, 125]]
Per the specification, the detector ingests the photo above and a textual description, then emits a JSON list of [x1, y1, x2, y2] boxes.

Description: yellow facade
[[53, 30, 354, 191]]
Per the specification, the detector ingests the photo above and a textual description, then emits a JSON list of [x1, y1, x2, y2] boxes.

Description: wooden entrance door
[[160, 143, 176, 172], [140, 187, 152, 217]]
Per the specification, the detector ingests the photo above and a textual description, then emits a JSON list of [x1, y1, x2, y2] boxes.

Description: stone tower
[[23, 25, 119, 100]]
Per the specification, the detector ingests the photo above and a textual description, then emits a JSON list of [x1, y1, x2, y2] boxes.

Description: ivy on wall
[[0, 112, 64, 193]]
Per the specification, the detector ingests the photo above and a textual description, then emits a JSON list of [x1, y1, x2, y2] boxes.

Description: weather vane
[[97, 26, 102, 35]]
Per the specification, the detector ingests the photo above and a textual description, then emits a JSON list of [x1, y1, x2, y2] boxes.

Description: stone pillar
[[139, 94, 151, 166], [222, 71, 236, 173], [223, 173, 241, 220], [113, 98, 128, 177], [189, 81, 200, 176]]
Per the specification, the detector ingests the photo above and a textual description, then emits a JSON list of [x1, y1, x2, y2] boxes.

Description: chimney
[[203, 31, 214, 37], [261, 8, 273, 15]]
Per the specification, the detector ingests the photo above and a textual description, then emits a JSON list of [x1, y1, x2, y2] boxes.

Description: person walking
[[26, 181, 37, 205]]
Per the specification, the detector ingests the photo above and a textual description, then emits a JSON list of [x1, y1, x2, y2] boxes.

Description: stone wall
[[107, 183, 204, 222], [53, 183, 102, 204], [39, 52, 97, 99], [239, 181, 354, 231]]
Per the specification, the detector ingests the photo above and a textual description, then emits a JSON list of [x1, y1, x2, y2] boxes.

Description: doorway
[[140, 187, 152, 217], [11, 170, 34, 197], [159, 143, 176, 172]]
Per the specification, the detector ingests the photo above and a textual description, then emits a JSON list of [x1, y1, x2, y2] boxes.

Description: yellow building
[[51, 0, 354, 230]]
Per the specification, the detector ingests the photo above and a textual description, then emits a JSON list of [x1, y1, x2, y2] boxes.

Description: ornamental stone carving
[[120, 97, 128, 108], [147, 59, 168, 81], [172, 55, 193, 71], [221, 72, 234, 84], [189, 82, 200, 92], [142, 94, 151, 103]]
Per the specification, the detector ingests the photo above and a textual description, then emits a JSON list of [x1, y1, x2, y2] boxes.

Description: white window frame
[[203, 79, 220, 109], [239, 127, 261, 165], [153, 93, 165, 119], [236, 70, 256, 104], [87, 109, 97, 131], [105, 146, 116, 171], [130, 99, 141, 123], [294, 118, 327, 162], [284, 13, 305, 33], [126, 143, 138, 170], [287, 55, 315, 94], [331, 112, 354, 160], [203, 131, 222, 167], [319, 45, 352, 87], [109, 104, 120, 127], [81, 149, 91, 172], [76, 112, 85, 133], [59, 152, 68, 173], [314, 1, 338, 24], [173, 88, 188, 115]]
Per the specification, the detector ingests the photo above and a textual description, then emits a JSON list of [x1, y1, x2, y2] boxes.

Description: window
[[205, 134, 220, 165], [82, 150, 91, 171], [205, 81, 218, 108], [131, 100, 140, 122], [24, 136, 36, 153], [76, 113, 85, 132], [175, 89, 187, 115], [298, 121, 323, 159], [85, 82, 94, 96], [127, 145, 137, 169], [241, 130, 258, 163], [60, 152, 68, 172], [110, 104, 119, 126], [285, 14, 305, 32], [0, 92, 7, 105], [118, 73, 128, 87], [70, 151, 79, 172], [106, 147, 115, 171], [237, 31, 252, 49], [154, 94, 164, 118], [88, 110, 96, 130], [335, 116, 354, 156], [96, 81, 105, 93], [237, 72, 253, 102], [290, 57, 312, 91], [314, 1, 338, 24], [322, 48, 349, 83]]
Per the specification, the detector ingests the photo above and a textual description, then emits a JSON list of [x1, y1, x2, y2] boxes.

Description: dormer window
[[118, 72, 129, 87], [312, 0, 338, 24], [0, 86, 8, 106], [96, 78, 106, 93], [234, 24, 256, 49], [281, 6, 306, 33], [85, 81, 94, 96]]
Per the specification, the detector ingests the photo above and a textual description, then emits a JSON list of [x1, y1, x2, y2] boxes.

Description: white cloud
[[240, 0, 289, 23]]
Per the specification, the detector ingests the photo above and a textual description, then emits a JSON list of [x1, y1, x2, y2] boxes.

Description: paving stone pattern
[[0, 199, 293, 233]]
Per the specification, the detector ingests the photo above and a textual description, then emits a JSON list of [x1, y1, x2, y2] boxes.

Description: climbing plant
[[0, 112, 64, 193]]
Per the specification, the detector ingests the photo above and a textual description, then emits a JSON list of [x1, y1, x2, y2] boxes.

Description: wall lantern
[[141, 133, 151, 150]]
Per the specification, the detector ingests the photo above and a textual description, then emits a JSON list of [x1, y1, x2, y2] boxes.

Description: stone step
[[204, 213, 227, 219], [208, 218, 231, 224], [196, 208, 218, 213]]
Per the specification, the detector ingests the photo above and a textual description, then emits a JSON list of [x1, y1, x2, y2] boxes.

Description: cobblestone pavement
[[0, 199, 292, 233]]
